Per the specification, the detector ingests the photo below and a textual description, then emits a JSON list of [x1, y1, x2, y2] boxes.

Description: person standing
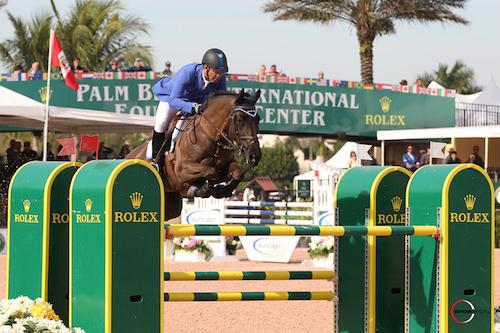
[[402, 145, 419, 172], [468, 145, 484, 168]]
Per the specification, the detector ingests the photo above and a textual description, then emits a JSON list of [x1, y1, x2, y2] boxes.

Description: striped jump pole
[[164, 270, 335, 281], [165, 224, 438, 238], [164, 291, 335, 302]]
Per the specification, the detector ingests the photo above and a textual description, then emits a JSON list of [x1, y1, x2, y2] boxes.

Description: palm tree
[[418, 61, 481, 94], [263, 0, 468, 84], [50, 0, 152, 71], [0, 12, 52, 71]]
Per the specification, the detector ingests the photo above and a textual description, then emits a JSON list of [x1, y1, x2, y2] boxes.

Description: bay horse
[[127, 88, 262, 220]]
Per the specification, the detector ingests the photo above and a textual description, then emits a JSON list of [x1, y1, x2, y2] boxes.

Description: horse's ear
[[252, 89, 261, 104], [235, 88, 245, 104]]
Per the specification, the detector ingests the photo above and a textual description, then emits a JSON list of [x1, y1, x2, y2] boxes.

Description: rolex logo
[[391, 196, 402, 212], [85, 199, 93, 212], [464, 194, 476, 211], [130, 192, 143, 209], [39, 87, 52, 104], [23, 199, 31, 213], [379, 96, 392, 113]]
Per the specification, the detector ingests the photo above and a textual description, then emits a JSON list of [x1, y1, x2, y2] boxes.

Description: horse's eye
[[236, 118, 243, 124]]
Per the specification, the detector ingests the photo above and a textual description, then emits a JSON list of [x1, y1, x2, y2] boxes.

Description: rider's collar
[[234, 107, 257, 117], [202, 71, 210, 90]]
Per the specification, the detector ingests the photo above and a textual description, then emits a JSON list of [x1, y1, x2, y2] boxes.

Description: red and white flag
[[50, 31, 79, 91], [56, 137, 77, 156]]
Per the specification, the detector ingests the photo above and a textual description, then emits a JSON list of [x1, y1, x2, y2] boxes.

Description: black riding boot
[[152, 131, 165, 160]]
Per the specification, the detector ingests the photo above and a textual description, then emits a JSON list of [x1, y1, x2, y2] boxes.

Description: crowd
[[402, 144, 484, 172], [9, 58, 174, 80]]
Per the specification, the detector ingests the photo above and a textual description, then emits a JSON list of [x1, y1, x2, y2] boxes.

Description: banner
[[0, 79, 455, 137]]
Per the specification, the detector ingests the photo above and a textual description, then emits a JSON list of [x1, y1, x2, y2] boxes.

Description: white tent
[[0, 85, 154, 132], [455, 78, 500, 106]]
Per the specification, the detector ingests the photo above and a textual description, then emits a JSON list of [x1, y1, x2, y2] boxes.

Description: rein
[[199, 107, 258, 155]]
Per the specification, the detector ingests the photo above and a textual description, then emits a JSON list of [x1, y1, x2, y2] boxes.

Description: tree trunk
[[358, 36, 375, 84]]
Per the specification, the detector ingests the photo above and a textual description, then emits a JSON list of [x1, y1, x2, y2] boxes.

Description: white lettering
[[265, 108, 276, 123], [138, 84, 152, 101], [311, 91, 324, 106], [89, 86, 102, 102], [313, 111, 325, 126], [77, 84, 90, 102]]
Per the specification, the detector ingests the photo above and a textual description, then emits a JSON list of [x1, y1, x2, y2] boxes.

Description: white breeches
[[154, 101, 179, 133], [153, 100, 186, 153]]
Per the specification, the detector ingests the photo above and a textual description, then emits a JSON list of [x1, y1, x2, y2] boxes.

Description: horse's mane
[[207, 90, 253, 104]]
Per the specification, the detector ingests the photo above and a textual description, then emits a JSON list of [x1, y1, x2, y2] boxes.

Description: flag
[[56, 137, 77, 156], [430, 142, 447, 159], [50, 31, 79, 91], [80, 134, 99, 155]]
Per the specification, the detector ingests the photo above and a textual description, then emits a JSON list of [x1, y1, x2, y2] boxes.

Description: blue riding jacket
[[152, 63, 227, 114]]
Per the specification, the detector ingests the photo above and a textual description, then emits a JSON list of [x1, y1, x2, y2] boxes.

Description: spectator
[[266, 64, 279, 76], [419, 148, 430, 165], [415, 78, 423, 89], [257, 64, 266, 76], [318, 70, 325, 80], [42, 143, 55, 161], [72, 57, 87, 72], [127, 58, 152, 72], [6, 139, 20, 167], [105, 60, 121, 72], [162, 61, 173, 76], [28, 62, 43, 80], [96, 141, 113, 159], [399, 79, 408, 86], [21, 141, 38, 162], [317, 70, 327, 85], [448, 151, 461, 164], [468, 145, 484, 168], [10, 65, 23, 81], [443, 145, 456, 164], [402, 145, 419, 172], [117, 144, 131, 158], [347, 150, 358, 168]]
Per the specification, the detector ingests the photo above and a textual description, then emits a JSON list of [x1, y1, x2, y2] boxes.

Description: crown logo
[[23, 199, 31, 213], [464, 194, 476, 211], [85, 199, 93, 212], [130, 192, 143, 209], [39, 87, 52, 104], [379, 96, 392, 113], [391, 196, 402, 212]]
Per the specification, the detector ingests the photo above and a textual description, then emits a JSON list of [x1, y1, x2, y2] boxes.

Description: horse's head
[[231, 88, 261, 166]]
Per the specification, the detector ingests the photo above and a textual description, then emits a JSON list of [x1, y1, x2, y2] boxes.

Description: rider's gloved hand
[[192, 103, 205, 115]]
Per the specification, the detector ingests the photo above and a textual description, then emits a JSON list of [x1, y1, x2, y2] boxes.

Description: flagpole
[[43, 29, 54, 161], [429, 142, 432, 165]]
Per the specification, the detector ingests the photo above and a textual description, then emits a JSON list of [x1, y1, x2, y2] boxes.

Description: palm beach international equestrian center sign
[[0, 79, 455, 137]]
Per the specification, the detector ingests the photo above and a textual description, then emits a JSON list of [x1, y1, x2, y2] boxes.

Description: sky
[[0, 0, 499, 86]]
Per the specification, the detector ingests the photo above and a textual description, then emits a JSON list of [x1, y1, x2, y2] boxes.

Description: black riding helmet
[[202, 48, 228, 73]]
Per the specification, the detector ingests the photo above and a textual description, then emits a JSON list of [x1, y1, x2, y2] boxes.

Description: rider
[[150, 48, 228, 160]]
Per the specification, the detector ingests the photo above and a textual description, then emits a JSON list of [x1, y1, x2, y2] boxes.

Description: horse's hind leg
[[165, 192, 182, 221]]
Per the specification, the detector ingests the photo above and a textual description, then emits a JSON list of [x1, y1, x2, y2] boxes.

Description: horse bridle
[[200, 105, 259, 155]]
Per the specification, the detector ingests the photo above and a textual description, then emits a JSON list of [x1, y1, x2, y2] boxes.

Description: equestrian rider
[[150, 48, 228, 160]]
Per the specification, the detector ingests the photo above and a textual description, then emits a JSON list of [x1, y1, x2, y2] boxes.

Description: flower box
[[312, 253, 334, 268], [174, 249, 207, 262]]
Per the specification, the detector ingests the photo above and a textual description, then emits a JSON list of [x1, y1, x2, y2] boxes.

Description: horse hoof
[[186, 186, 197, 198]]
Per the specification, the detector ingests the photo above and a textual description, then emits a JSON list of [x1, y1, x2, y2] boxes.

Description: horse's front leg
[[211, 161, 244, 198], [177, 161, 217, 198]]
